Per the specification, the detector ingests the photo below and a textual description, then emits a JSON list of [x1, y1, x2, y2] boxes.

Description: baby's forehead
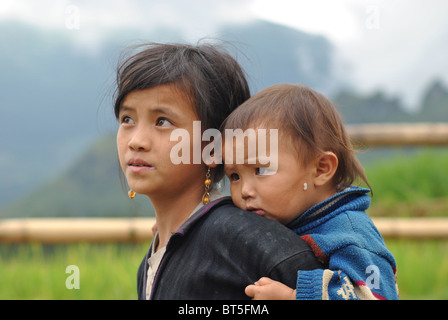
[[221, 127, 306, 166], [222, 155, 271, 166], [221, 125, 296, 148]]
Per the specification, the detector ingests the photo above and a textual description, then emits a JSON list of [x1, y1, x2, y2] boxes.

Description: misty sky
[[1, 0, 448, 109]]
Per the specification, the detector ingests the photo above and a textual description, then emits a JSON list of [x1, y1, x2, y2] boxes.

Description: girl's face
[[225, 137, 320, 225], [117, 85, 203, 200]]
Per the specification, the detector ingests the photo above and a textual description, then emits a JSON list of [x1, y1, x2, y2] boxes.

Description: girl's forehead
[[121, 85, 197, 116]]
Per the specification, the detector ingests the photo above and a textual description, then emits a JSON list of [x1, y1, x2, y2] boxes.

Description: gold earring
[[128, 189, 136, 199], [202, 167, 211, 204]]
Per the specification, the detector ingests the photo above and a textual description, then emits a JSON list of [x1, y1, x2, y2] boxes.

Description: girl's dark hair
[[222, 84, 371, 192], [114, 42, 251, 182]]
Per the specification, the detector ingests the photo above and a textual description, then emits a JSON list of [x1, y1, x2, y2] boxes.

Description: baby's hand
[[245, 277, 296, 300]]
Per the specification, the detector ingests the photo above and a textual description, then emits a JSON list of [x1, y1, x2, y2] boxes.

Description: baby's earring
[[202, 167, 211, 204], [303, 182, 308, 191], [128, 189, 136, 199]]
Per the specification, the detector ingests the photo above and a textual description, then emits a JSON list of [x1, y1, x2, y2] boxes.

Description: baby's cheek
[[230, 188, 243, 209]]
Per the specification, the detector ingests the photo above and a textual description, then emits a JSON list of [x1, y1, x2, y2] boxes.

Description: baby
[[222, 84, 399, 300]]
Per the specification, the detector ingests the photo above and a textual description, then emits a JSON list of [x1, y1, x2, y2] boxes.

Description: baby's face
[[224, 138, 316, 225]]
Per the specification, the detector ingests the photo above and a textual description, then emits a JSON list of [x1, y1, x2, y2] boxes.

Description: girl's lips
[[128, 165, 155, 174], [128, 158, 152, 166], [127, 159, 155, 173]]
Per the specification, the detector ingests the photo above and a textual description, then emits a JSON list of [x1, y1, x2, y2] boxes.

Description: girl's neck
[[150, 185, 204, 251]]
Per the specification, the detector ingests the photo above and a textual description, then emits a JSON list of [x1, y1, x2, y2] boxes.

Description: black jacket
[[137, 197, 323, 300]]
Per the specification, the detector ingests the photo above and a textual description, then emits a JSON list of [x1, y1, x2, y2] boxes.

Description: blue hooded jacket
[[287, 186, 399, 300]]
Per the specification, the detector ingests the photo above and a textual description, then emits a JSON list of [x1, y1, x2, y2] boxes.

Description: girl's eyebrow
[[150, 106, 181, 119], [119, 105, 180, 119], [119, 105, 134, 114]]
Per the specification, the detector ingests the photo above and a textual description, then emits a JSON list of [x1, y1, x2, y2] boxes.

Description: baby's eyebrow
[[224, 164, 237, 173]]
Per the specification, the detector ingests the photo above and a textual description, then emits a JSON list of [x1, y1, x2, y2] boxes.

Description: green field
[[364, 148, 448, 217], [1, 239, 447, 300], [1, 149, 447, 300], [0, 243, 149, 300], [387, 240, 448, 299]]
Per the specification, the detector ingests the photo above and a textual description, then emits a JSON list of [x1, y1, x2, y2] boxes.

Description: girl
[[114, 43, 323, 299], [222, 84, 399, 300]]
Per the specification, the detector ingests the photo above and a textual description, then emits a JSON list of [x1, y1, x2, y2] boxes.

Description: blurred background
[[0, 0, 447, 299]]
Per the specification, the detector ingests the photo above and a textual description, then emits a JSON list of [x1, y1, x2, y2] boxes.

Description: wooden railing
[[0, 218, 156, 243], [1, 217, 448, 243], [347, 122, 448, 146], [1, 123, 447, 243]]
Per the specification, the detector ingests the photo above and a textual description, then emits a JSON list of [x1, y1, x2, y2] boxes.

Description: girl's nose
[[128, 127, 151, 151]]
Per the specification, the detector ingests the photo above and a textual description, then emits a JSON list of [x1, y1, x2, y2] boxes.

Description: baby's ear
[[313, 152, 338, 187]]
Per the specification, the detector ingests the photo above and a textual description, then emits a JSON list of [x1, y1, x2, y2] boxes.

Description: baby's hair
[[222, 83, 370, 192], [114, 41, 251, 183]]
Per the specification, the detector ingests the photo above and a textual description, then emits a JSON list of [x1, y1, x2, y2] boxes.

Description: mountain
[[3, 77, 446, 218], [332, 90, 413, 124], [332, 79, 448, 124], [0, 21, 117, 206], [2, 19, 447, 218], [418, 79, 448, 122], [0, 19, 338, 215], [219, 20, 338, 95], [0, 134, 154, 218]]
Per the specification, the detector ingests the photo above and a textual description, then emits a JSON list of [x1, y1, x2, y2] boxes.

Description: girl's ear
[[204, 152, 220, 168], [313, 152, 338, 187], [206, 160, 220, 168]]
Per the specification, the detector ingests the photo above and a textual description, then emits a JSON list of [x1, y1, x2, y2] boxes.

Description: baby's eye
[[228, 173, 240, 181], [121, 116, 135, 125], [156, 118, 173, 127], [255, 167, 276, 176]]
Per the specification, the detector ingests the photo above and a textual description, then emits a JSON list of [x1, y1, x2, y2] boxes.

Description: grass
[[363, 148, 448, 217], [386, 239, 448, 299], [363, 149, 448, 299], [362, 149, 448, 299], [1, 240, 446, 300], [0, 243, 150, 300]]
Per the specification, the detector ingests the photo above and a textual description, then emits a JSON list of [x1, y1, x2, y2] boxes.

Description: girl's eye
[[255, 167, 275, 176], [156, 118, 173, 127], [121, 116, 134, 125], [229, 173, 240, 181]]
